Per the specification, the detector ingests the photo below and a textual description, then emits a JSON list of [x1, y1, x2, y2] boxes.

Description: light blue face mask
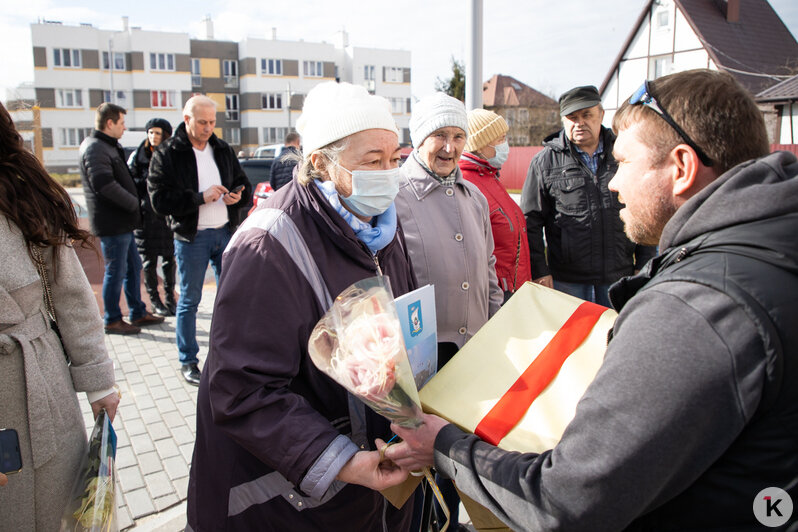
[[487, 141, 510, 169], [335, 163, 401, 217]]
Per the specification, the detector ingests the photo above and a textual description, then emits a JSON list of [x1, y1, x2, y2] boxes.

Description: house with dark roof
[[482, 74, 559, 146], [599, 0, 798, 131], [757, 74, 798, 143]]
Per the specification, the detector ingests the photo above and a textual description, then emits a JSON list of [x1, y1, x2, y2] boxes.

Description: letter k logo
[[764, 496, 783, 517]]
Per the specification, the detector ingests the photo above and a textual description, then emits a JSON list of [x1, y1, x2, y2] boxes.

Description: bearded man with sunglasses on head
[[384, 69, 798, 531]]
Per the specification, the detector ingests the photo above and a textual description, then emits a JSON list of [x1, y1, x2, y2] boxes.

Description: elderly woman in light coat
[[394, 92, 502, 530], [0, 102, 119, 530]]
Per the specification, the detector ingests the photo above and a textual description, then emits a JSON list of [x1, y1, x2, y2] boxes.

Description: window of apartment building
[[191, 58, 201, 86], [151, 90, 176, 108], [56, 89, 83, 108], [53, 48, 81, 68], [262, 58, 283, 76], [103, 90, 129, 107], [102, 51, 126, 70], [384, 67, 403, 83], [226, 127, 241, 145], [364, 65, 375, 81], [389, 98, 405, 114], [262, 127, 288, 144], [226, 94, 239, 121], [505, 109, 515, 127], [519, 109, 529, 124], [303, 60, 323, 77], [150, 52, 175, 71], [223, 60, 238, 87], [60, 127, 92, 147], [261, 93, 283, 110]]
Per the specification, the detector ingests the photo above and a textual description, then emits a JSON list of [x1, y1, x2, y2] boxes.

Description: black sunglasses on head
[[629, 80, 713, 167]]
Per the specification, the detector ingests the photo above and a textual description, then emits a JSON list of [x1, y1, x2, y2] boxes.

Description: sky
[[1, 0, 798, 104]]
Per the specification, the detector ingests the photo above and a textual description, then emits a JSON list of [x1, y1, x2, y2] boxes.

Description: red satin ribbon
[[474, 301, 607, 445]]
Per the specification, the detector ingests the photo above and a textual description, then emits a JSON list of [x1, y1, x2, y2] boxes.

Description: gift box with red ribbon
[[420, 281, 617, 454]]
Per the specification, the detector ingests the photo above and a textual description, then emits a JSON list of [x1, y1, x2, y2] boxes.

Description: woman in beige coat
[[0, 102, 119, 530]]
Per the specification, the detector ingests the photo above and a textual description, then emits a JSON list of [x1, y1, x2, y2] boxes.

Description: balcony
[[224, 76, 239, 89]]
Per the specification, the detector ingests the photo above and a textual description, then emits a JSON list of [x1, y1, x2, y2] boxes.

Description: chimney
[[204, 15, 214, 40], [122, 16, 129, 31], [726, 0, 739, 23], [272, 27, 277, 40]]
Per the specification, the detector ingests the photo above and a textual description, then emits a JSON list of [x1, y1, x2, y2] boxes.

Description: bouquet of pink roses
[[308, 276, 423, 428]]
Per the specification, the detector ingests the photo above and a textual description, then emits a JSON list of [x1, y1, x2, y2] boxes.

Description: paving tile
[[156, 397, 177, 415], [175, 400, 196, 417], [140, 407, 161, 424], [155, 438, 180, 459], [137, 451, 163, 476], [124, 417, 147, 436], [116, 445, 137, 469], [149, 421, 172, 441], [153, 492, 180, 512], [136, 395, 157, 411], [148, 385, 170, 400], [125, 487, 156, 519], [161, 410, 186, 429], [173, 476, 189, 500], [179, 442, 195, 463], [118, 465, 145, 491], [162, 455, 189, 481], [170, 425, 194, 446], [117, 509, 134, 531], [170, 388, 191, 404], [145, 470, 175, 499], [127, 371, 144, 384], [130, 433, 155, 454], [139, 363, 158, 376]]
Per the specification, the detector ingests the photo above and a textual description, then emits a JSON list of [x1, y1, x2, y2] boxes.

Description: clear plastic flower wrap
[[308, 276, 424, 428], [60, 409, 118, 532]]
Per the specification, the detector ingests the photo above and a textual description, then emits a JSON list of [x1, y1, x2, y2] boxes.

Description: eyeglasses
[[629, 80, 713, 167]]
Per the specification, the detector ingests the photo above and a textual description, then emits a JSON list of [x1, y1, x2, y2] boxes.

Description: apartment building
[[10, 18, 411, 173]]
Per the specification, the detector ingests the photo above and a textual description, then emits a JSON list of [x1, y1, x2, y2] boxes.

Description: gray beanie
[[409, 93, 468, 148]]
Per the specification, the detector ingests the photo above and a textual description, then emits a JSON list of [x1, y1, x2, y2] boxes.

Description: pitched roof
[[757, 73, 798, 101], [600, 0, 798, 96], [483, 74, 557, 108]]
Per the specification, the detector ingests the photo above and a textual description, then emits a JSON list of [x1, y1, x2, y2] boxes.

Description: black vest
[[611, 215, 798, 530]]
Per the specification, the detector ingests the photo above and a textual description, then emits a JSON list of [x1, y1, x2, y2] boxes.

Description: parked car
[[252, 143, 285, 159], [248, 181, 275, 216]]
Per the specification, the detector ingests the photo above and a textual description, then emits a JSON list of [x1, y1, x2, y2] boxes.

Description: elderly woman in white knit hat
[[459, 109, 532, 302], [394, 93, 503, 530], [187, 81, 417, 531]]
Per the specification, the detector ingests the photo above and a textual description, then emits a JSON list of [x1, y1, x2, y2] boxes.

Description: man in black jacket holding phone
[[149, 95, 250, 385]]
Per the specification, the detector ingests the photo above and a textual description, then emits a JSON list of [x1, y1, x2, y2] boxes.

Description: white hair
[[183, 95, 217, 118]]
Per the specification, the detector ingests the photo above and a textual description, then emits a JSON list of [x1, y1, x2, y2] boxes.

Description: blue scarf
[[314, 179, 397, 254]]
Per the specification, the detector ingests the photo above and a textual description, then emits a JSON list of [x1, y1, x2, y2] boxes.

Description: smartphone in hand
[[227, 184, 245, 195], [0, 428, 22, 474]]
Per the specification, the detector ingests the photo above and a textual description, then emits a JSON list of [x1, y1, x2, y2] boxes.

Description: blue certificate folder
[[394, 284, 437, 389]]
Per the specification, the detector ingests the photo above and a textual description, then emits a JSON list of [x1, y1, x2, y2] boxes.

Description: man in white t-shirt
[[149, 96, 250, 385]]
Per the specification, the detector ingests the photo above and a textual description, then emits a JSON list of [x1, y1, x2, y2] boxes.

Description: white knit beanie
[[409, 92, 468, 148], [296, 81, 399, 154]]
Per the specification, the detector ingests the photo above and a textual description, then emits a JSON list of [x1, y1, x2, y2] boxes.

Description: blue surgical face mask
[[335, 163, 400, 217], [487, 141, 510, 169]]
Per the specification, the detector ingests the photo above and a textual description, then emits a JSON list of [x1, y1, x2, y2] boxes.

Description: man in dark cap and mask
[[128, 117, 176, 317], [521, 85, 655, 305]]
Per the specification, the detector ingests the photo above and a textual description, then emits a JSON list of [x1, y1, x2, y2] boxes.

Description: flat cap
[[559, 85, 601, 116]]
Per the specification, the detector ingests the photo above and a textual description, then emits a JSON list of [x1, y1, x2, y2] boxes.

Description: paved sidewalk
[[79, 290, 214, 530]]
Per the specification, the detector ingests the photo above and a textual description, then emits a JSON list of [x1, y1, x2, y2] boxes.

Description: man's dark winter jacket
[[521, 127, 655, 283], [187, 181, 417, 531], [432, 151, 798, 531], [148, 123, 250, 242], [79, 130, 141, 236], [269, 145, 301, 191], [128, 140, 173, 256]]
